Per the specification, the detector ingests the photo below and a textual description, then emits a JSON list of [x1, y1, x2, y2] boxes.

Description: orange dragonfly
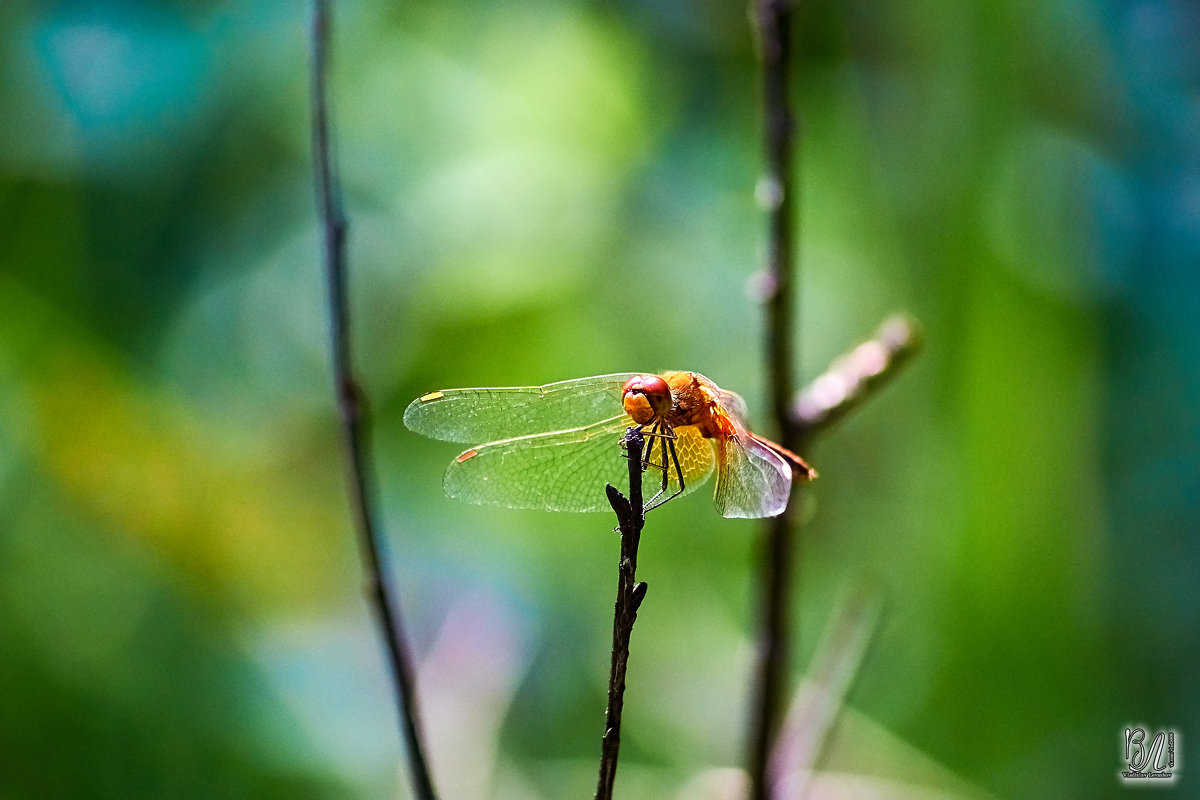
[[404, 371, 816, 518]]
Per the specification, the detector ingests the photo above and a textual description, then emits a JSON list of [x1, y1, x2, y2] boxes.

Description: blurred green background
[[2, 0, 1197, 797]]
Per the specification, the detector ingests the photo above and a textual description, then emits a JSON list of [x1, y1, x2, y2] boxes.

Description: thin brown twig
[[793, 315, 923, 442], [311, 3, 438, 798], [596, 428, 648, 800], [748, 0, 800, 798]]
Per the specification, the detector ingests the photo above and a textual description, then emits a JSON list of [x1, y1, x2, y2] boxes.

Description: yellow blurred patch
[[5, 285, 350, 614]]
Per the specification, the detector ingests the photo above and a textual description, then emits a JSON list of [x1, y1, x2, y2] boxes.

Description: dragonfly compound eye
[[621, 374, 672, 423]]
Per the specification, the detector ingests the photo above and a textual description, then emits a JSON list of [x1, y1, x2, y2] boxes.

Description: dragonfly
[[404, 371, 816, 518]]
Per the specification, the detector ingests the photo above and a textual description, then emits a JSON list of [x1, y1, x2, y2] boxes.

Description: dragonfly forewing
[[404, 373, 637, 444]]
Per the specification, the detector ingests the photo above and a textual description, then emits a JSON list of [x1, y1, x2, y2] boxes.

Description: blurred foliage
[[2, 0, 1198, 798]]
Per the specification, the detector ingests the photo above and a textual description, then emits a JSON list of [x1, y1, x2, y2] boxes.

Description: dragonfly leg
[[639, 423, 668, 508], [622, 420, 683, 513], [643, 431, 670, 503], [638, 421, 677, 471], [644, 431, 686, 514], [640, 422, 659, 470], [621, 424, 650, 465]]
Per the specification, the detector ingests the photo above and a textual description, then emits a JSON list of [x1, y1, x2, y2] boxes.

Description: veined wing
[[446, 417, 716, 513], [712, 432, 793, 518], [404, 373, 637, 444], [710, 385, 752, 430], [643, 424, 716, 502]]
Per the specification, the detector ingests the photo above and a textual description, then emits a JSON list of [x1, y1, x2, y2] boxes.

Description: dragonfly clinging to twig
[[404, 371, 816, 518]]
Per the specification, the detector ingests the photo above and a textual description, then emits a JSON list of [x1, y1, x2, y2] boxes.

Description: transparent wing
[[445, 417, 716, 513], [711, 385, 752, 429], [712, 432, 793, 518], [404, 373, 638, 444]]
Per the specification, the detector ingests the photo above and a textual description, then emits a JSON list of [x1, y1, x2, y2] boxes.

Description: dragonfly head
[[622, 374, 672, 424]]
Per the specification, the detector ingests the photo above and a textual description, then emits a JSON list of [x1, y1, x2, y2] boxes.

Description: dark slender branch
[[793, 315, 923, 443], [757, 0, 799, 436], [749, 512, 797, 800], [596, 429, 648, 800], [746, 3, 924, 795], [311, 4, 438, 799], [749, 1, 800, 798], [748, 315, 922, 797]]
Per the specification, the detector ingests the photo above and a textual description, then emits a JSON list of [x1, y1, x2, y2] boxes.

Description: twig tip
[[631, 582, 648, 612], [605, 483, 631, 517]]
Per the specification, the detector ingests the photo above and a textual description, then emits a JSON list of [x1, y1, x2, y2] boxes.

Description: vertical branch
[[596, 429, 648, 800], [757, 7, 799, 429], [749, 1, 799, 799], [310, 3, 438, 799]]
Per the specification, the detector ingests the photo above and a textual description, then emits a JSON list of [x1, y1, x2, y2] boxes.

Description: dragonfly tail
[[747, 432, 817, 481]]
